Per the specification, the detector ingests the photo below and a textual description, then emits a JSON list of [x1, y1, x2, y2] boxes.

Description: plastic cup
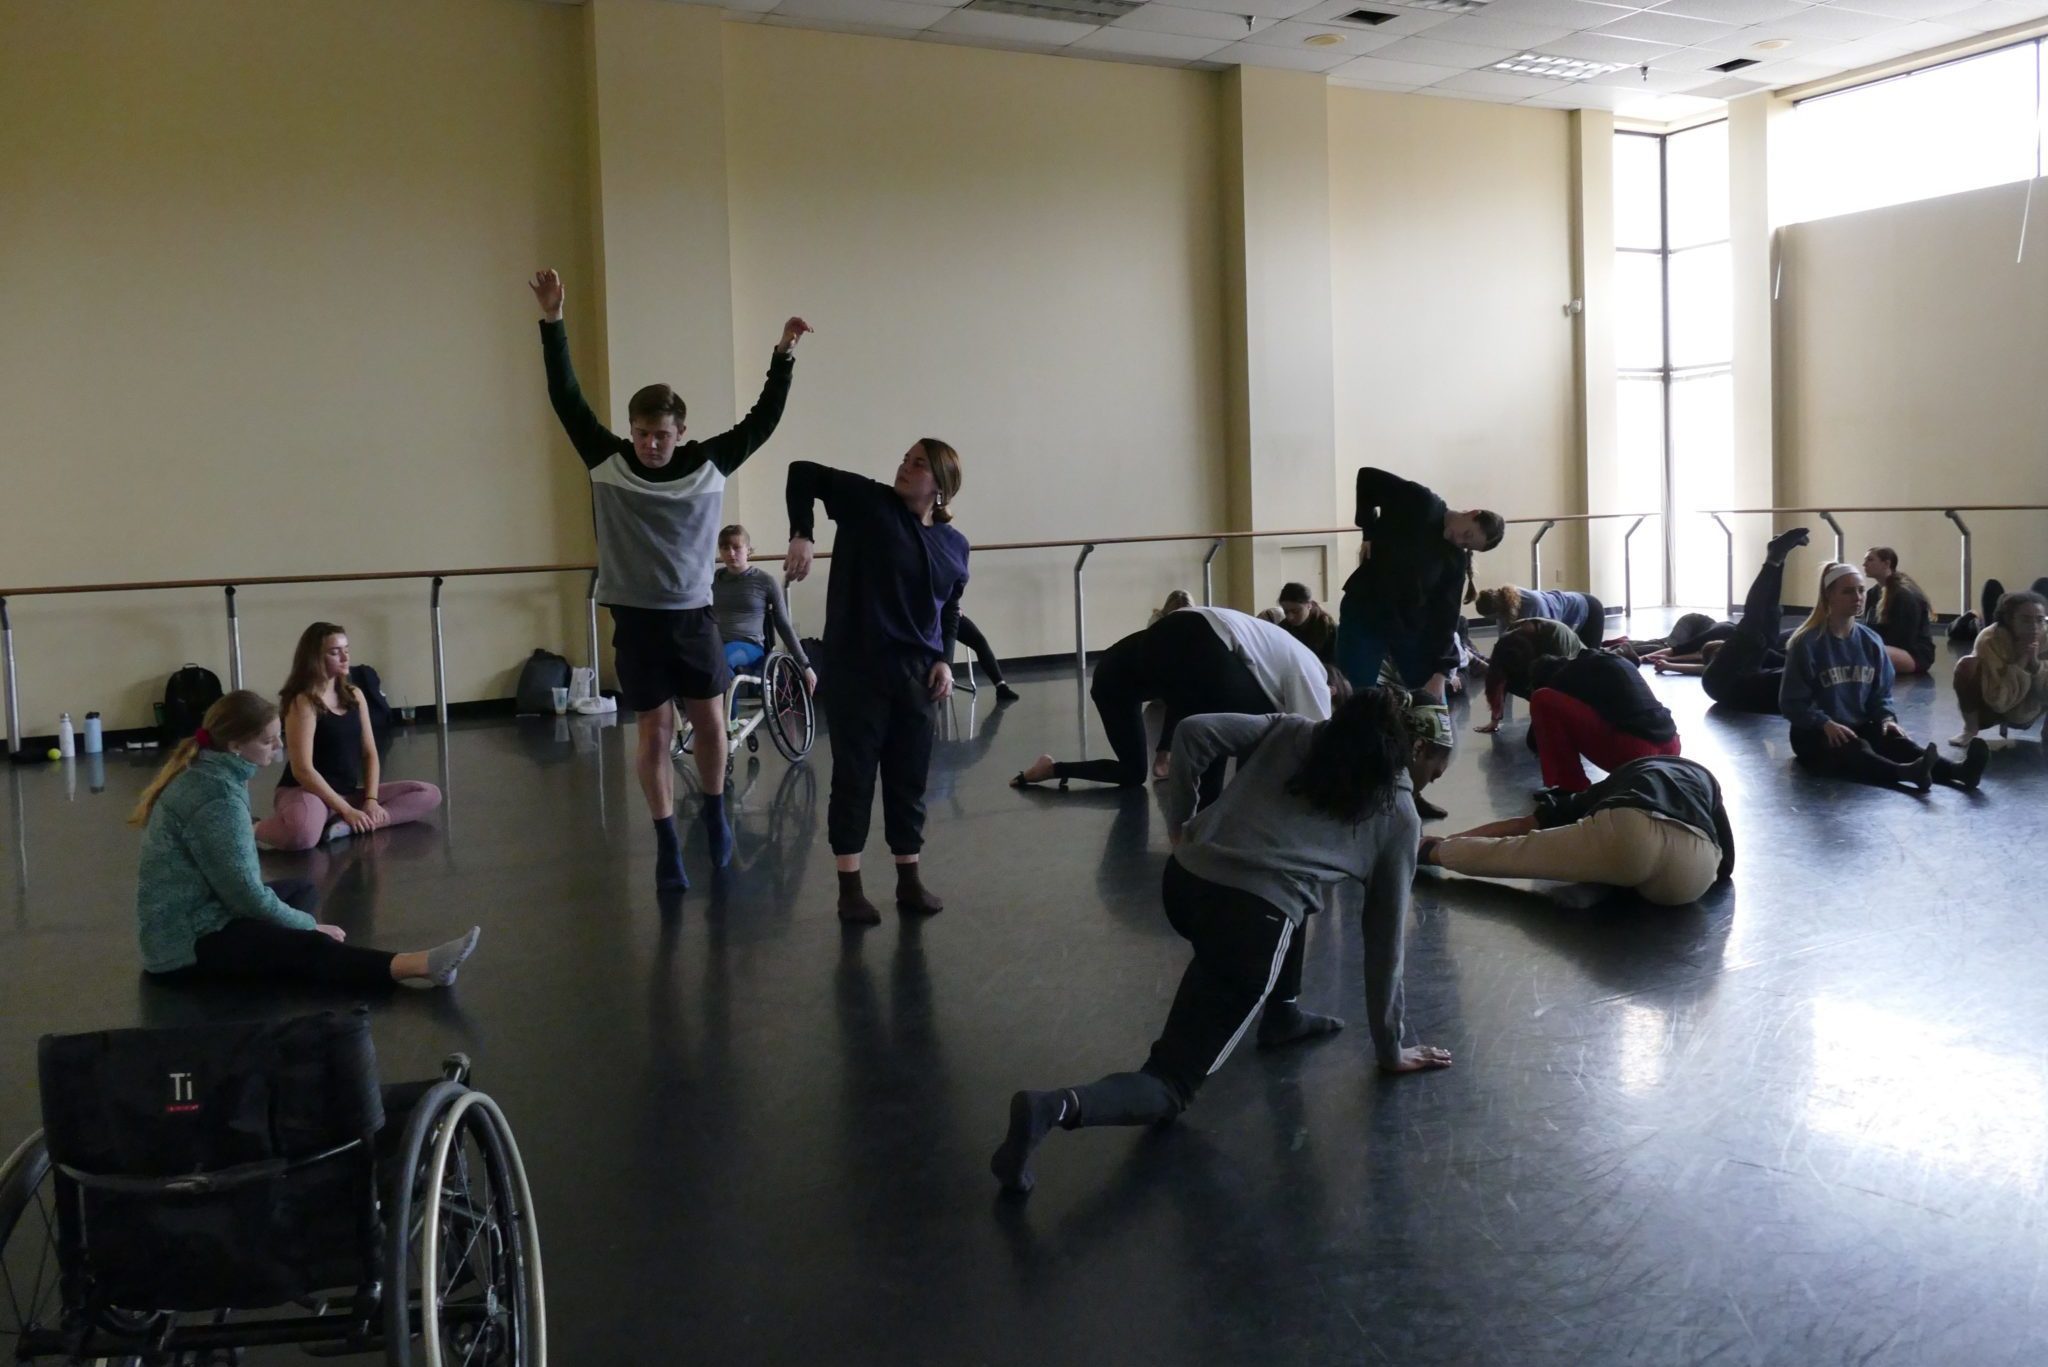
[[551, 686, 569, 714]]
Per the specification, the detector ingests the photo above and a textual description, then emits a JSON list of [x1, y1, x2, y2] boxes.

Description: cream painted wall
[[1, 0, 597, 734], [719, 24, 1230, 658], [1776, 177, 2048, 616], [1327, 88, 1587, 612]]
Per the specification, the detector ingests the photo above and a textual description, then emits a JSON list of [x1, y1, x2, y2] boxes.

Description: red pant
[[1530, 688, 1680, 791]]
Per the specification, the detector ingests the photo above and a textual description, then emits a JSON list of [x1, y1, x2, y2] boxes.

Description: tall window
[[1789, 38, 2047, 224], [1614, 121, 1732, 609]]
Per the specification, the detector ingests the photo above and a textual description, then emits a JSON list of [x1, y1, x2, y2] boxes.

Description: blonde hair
[[129, 690, 279, 827], [1150, 589, 1194, 625], [1786, 561, 1857, 655], [1473, 586, 1522, 620]]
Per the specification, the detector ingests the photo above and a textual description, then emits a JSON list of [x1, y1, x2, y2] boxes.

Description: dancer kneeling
[[133, 691, 478, 990], [991, 689, 1454, 1196], [1421, 755, 1733, 905], [1952, 589, 2047, 747], [1011, 606, 1335, 801], [256, 622, 440, 850], [1473, 584, 1606, 650], [1783, 562, 1987, 791], [1476, 617, 1585, 733]]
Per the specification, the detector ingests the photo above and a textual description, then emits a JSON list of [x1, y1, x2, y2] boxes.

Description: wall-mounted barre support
[[1073, 543, 1096, 680], [224, 586, 243, 691], [1818, 511, 1844, 564], [1202, 538, 1224, 607], [1528, 519, 1556, 588], [2, 598, 18, 759], [1621, 516, 1647, 623], [430, 576, 448, 727], [1711, 514, 1735, 621], [1943, 509, 1972, 619], [585, 570, 602, 679]]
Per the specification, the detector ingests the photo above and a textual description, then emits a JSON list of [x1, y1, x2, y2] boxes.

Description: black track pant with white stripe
[[1063, 858, 1302, 1127]]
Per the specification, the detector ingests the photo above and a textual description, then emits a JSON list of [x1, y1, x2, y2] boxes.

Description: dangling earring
[[935, 492, 944, 508]]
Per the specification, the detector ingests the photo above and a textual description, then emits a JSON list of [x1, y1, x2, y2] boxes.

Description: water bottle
[[57, 713, 75, 759], [83, 711, 103, 755]]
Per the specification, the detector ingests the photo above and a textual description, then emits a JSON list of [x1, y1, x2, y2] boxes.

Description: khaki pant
[[1435, 806, 1722, 906]]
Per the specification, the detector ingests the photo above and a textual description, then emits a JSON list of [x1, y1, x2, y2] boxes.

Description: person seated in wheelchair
[[713, 523, 817, 695]]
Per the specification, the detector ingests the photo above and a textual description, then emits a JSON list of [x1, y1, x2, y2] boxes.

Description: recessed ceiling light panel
[[1493, 51, 1630, 80]]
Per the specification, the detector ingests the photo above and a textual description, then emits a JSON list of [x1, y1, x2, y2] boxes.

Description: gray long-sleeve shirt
[[712, 566, 809, 668], [1165, 712, 1418, 1067]]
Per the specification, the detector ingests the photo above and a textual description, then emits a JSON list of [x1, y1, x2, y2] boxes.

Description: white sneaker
[[324, 820, 352, 844], [1948, 729, 1977, 749]]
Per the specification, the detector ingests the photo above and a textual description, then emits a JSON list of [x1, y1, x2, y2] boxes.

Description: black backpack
[[348, 663, 394, 757], [1948, 611, 1981, 645], [514, 649, 571, 715], [162, 664, 223, 744]]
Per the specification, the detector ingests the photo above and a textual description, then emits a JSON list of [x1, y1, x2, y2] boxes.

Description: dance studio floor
[[5, 626, 2045, 1365]]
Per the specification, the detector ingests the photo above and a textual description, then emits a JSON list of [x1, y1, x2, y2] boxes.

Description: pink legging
[[255, 781, 442, 851], [1530, 688, 1680, 792]]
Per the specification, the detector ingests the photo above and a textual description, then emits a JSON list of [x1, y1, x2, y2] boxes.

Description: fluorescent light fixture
[[1394, 0, 1490, 12], [1493, 51, 1630, 79]]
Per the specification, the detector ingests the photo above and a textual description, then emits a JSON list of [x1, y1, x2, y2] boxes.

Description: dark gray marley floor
[[4, 616, 2045, 1366]]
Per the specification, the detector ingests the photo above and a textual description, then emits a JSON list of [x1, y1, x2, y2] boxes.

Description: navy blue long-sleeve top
[[786, 463, 969, 666]]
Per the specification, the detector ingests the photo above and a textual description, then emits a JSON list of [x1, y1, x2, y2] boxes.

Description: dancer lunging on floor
[[1781, 561, 1988, 791], [532, 268, 810, 891], [991, 689, 1455, 1196], [134, 691, 478, 990], [786, 442, 969, 925]]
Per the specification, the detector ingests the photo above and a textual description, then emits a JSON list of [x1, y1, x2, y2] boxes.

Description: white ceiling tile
[[916, 25, 1070, 48], [1521, 80, 1633, 102], [1292, 0, 1459, 30], [1767, 4, 1910, 36], [759, 13, 927, 35], [1068, 23, 1235, 53], [1478, 0, 1647, 24], [1537, 28, 1679, 56], [1582, 57, 1724, 83], [1209, 35, 1360, 63], [1739, 55, 1850, 78], [1596, 7, 1738, 41], [1831, 0, 1981, 18], [1112, 3, 1277, 38], [1422, 82, 1535, 99], [1615, 89, 1726, 116], [1645, 42, 1746, 67], [1432, 64, 1574, 90], [1064, 42, 1208, 62], [1326, 52, 1471, 79], [1369, 32, 1523, 61], [1244, 17, 1404, 48], [1689, 71, 1774, 92], [1801, 30, 1923, 61], [1648, 0, 1806, 23], [1867, 17, 1975, 46], [724, 0, 783, 12], [1415, 13, 1578, 46], [1155, 0, 1325, 18], [1692, 23, 1837, 51], [1938, 0, 2048, 30], [773, 0, 950, 28], [926, 6, 1096, 40]]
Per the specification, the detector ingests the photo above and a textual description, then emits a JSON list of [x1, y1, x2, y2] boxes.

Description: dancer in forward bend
[[1475, 617, 1585, 733], [1781, 561, 1987, 791], [991, 689, 1455, 1197], [532, 268, 810, 892], [1472, 583, 1606, 649], [1487, 638, 1678, 794], [785, 442, 969, 925], [1009, 605, 1337, 803], [1422, 754, 1733, 906]]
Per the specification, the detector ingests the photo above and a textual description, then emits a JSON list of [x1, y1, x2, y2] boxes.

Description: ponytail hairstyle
[[1864, 547, 1923, 625], [281, 621, 355, 714], [1472, 585, 1522, 621], [129, 690, 279, 826], [1285, 686, 1407, 824], [920, 438, 962, 524], [1463, 554, 1479, 606]]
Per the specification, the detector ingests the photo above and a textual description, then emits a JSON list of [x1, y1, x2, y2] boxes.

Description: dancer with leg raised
[[786, 441, 969, 924], [531, 268, 809, 892], [991, 689, 1454, 1196]]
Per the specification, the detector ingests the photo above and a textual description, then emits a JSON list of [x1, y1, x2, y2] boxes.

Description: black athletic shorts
[[609, 605, 732, 711]]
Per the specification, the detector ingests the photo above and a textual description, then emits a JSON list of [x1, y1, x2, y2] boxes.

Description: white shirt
[[1189, 607, 1332, 721]]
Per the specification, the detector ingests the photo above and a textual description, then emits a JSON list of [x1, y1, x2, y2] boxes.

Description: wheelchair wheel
[[764, 654, 815, 762], [0, 1131, 147, 1367], [385, 1087, 544, 1367]]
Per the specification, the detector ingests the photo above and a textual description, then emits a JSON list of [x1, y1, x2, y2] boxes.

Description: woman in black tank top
[[252, 621, 443, 852]]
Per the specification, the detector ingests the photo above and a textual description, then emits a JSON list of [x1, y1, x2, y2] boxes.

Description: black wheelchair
[[0, 1009, 543, 1365]]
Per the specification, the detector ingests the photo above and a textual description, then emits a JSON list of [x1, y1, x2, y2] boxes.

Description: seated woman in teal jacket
[[131, 689, 479, 990]]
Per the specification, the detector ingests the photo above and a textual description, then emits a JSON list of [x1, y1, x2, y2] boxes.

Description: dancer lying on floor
[[1420, 755, 1733, 906], [1650, 528, 1811, 711], [991, 688, 1455, 1196], [133, 690, 478, 990], [1782, 561, 1987, 792], [1011, 605, 1335, 803]]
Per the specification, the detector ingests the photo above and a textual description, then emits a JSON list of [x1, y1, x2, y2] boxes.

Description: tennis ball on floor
[[47, 748, 62, 761]]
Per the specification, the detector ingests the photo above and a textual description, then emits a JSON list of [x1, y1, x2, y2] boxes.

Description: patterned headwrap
[[1401, 692, 1454, 752]]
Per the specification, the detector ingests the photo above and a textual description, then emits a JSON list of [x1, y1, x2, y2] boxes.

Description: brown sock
[[837, 870, 881, 925], [895, 863, 944, 916]]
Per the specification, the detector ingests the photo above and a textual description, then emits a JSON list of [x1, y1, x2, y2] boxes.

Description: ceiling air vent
[[965, 0, 1143, 20], [1335, 8, 1400, 24], [1710, 57, 1761, 72]]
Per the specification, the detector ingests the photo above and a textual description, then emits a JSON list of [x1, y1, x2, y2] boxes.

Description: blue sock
[[654, 816, 687, 890], [702, 793, 733, 868]]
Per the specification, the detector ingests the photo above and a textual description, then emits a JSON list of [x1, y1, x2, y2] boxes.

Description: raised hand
[[778, 316, 814, 353], [529, 269, 565, 322]]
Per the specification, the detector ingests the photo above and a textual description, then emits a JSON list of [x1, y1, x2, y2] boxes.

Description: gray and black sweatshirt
[[541, 319, 792, 611], [1165, 712, 1419, 1068]]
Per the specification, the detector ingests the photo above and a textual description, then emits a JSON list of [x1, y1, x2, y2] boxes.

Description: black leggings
[[823, 651, 936, 857], [150, 881, 397, 990], [1791, 721, 1955, 788], [1577, 595, 1607, 649], [1053, 611, 1273, 793], [954, 614, 1006, 685], [1061, 859, 1304, 1126], [1703, 558, 1787, 714]]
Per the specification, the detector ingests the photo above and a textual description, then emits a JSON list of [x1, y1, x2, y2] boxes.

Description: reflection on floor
[[4, 625, 2045, 1366]]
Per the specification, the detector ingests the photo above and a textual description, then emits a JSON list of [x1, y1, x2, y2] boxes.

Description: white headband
[[1821, 563, 1864, 593]]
